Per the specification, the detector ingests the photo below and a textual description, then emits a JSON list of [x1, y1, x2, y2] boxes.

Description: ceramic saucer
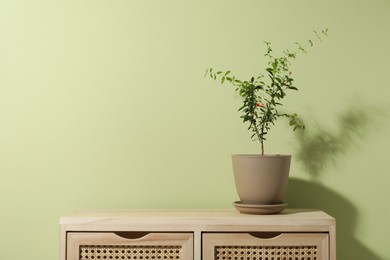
[[233, 201, 287, 215]]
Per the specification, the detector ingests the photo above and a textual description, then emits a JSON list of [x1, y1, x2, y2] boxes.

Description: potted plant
[[205, 30, 328, 214]]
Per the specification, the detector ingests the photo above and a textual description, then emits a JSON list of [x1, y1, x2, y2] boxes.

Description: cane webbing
[[79, 245, 181, 260], [215, 245, 318, 260]]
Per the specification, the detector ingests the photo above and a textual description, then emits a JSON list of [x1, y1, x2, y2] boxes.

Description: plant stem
[[260, 125, 265, 155], [260, 139, 264, 156], [253, 122, 264, 155]]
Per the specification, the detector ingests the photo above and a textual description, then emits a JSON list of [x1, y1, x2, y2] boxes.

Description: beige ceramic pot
[[232, 154, 291, 205]]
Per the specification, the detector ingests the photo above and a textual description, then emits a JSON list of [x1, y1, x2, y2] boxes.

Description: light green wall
[[0, 0, 389, 259]]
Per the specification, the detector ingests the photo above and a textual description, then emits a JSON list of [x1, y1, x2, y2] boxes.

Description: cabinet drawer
[[203, 233, 328, 260], [67, 232, 193, 260]]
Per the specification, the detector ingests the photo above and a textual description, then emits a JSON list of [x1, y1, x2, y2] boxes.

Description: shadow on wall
[[286, 178, 381, 260], [294, 104, 384, 180], [287, 103, 386, 259]]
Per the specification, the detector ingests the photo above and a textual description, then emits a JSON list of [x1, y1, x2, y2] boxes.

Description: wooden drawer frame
[[67, 232, 193, 260], [203, 232, 329, 260]]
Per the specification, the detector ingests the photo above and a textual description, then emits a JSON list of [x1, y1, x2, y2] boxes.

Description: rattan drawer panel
[[67, 232, 193, 260], [203, 233, 328, 260]]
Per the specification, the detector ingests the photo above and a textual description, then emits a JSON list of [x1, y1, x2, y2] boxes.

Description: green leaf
[[266, 68, 274, 75], [204, 69, 209, 77], [238, 104, 246, 111]]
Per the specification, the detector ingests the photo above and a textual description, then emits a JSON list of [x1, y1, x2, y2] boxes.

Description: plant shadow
[[286, 178, 382, 260], [294, 104, 384, 180], [287, 103, 386, 259]]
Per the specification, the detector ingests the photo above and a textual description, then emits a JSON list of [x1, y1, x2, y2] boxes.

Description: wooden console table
[[60, 209, 336, 260]]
